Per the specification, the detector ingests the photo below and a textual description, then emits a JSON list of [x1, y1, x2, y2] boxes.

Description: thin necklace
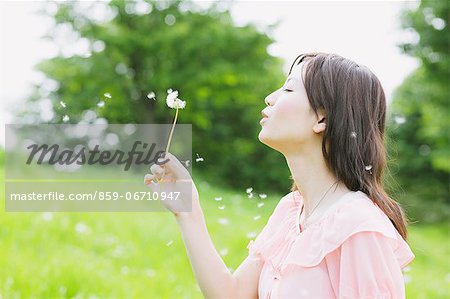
[[300, 180, 339, 230]]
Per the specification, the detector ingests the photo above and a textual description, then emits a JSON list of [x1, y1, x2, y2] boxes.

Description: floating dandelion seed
[[246, 231, 257, 238], [246, 187, 253, 194], [145, 268, 156, 277], [394, 115, 406, 124], [62, 115, 70, 123], [182, 160, 191, 167], [350, 131, 357, 138], [195, 153, 204, 162], [219, 248, 229, 256], [257, 202, 264, 208], [147, 91, 156, 101], [214, 196, 223, 201], [166, 240, 173, 247], [75, 222, 89, 234], [97, 100, 105, 108], [365, 164, 373, 174], [258, 193, 267, 199], [217, 218, 230, 225], [218, 205, 225, 210], [42, 212, 53, 221], [253, 215, 261, 220], [248, 193, 254, 199], [121, 266, 129, 275], [60, 101, 66, 108], [104, 92, 112, 99]]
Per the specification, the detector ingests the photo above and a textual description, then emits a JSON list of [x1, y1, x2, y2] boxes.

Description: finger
[[144, 173, 155, 185], [158, 152, 190, 179], [150, 164, 165, 175]]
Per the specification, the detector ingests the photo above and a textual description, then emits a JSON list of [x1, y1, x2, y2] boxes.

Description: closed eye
[[283, 89, 293, 92]]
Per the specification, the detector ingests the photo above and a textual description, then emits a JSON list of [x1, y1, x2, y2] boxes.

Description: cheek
[[275, 96, 303, 119]]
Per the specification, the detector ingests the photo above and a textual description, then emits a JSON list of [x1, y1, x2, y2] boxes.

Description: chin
[[258, 130, 277, 149]]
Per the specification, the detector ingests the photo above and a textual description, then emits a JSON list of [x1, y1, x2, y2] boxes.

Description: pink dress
[[247, 190, 415, 298]]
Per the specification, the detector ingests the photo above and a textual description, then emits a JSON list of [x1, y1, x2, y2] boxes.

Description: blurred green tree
[[21, 0, 292, 192], [387, 0, 449, 222]]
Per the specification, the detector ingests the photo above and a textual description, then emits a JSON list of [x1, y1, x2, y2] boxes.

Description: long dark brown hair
[[288, 52, 409, 241]]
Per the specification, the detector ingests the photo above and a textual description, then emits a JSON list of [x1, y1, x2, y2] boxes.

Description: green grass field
[[1, 168, 449, 298]]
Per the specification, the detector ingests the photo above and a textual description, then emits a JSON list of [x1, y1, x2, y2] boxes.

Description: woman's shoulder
[[283, 190, 415, 268], [318, 190, 401, 243], [265, 190, 300, 220], [246, 190, 299, 261]]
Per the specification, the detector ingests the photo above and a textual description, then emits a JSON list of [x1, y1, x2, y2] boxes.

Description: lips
[[261, 110, 269, 118], [260, 117, 268, 125], [260, 109, 270, 125]]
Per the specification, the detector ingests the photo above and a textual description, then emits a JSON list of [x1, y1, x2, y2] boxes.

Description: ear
[[313, 113, 326, 134]]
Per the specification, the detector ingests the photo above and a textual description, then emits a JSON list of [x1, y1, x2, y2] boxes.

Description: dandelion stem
[[158, 107, 179, 182]]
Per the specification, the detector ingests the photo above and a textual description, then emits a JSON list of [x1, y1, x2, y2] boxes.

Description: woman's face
[[258, 61, 326, 154]]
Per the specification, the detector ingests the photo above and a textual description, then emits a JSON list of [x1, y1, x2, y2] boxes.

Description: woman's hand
[[144, 152, 199, 216]]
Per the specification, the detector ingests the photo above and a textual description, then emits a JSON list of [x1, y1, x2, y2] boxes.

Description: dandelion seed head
[[257, 202, 264, 208], [62, 115, 70, 123], [173, 98, 186, 109], [246, 187, 253, 194], [218, 205, 225, 210], [214, 196, 223, 201], [97, 101, 105, 108], [258, 193, 267, 199], [104, 92, 112, 99], [165, 89, 186, 109]]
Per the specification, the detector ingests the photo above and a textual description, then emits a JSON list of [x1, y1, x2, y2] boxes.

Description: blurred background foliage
[[13, 0, 449, 224], [20, 0, 291, 194], [387, 0, 449, 223]]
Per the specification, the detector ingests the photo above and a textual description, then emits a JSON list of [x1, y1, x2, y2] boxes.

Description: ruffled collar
[[293, 190, 364, 233], [258, 190, 413, 274]]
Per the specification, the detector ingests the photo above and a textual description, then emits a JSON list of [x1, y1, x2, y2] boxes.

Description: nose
[[264, 90, 277, 106]]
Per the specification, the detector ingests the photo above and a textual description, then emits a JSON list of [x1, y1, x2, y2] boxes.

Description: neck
[[284, 150, 350, 217]]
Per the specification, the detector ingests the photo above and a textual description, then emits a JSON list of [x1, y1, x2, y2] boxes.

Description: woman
[[144, 52, 415, 298]]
